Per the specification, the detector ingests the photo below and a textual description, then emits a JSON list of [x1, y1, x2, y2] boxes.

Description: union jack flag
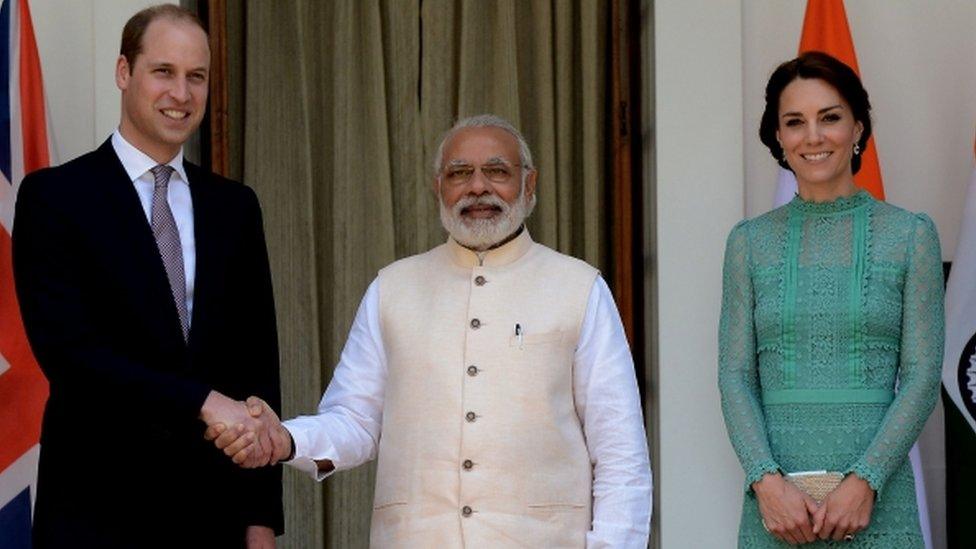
[[0, 0, 51, 546]]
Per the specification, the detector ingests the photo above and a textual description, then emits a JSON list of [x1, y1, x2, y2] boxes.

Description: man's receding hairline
[[440, 127, 522, 161], [143, 15, 211, 42]]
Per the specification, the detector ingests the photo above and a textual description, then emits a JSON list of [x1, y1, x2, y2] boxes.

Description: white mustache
[[453, 194, 509, 214]]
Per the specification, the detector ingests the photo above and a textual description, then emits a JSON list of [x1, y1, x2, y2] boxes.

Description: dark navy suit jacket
[[13, 139, 283, 548]]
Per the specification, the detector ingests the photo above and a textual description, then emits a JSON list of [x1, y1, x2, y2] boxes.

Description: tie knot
[[151, 165, 175, 188]]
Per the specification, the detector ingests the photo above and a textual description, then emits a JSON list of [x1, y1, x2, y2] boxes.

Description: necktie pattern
[[150, 165, 189, 340]]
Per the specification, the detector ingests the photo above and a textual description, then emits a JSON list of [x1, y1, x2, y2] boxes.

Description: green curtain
[[237, 1, 608, 546]]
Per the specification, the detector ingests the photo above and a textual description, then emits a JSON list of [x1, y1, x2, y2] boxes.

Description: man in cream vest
[[209, 115, 652, 547]]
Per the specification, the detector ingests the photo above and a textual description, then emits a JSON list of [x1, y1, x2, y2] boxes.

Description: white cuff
[[283, 421, 337, 481]]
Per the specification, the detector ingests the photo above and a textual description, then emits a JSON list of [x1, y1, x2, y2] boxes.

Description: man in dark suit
[[12, 5, 282, 548]]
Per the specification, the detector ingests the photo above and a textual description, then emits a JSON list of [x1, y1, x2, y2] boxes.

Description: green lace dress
[[719, 191, 944, 548]]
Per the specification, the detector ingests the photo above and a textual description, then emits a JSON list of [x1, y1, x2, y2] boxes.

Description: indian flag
[[942, 131, 976, 548]]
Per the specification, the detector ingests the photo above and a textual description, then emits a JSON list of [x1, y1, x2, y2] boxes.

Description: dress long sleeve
[[847, 214, 944, 494], [719, 220, 781, 489], [726, 191, 939, 547]]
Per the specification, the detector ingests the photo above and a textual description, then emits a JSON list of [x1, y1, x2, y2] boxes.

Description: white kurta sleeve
[[574, 276, 653, 548], [283, 278, 387, 481]]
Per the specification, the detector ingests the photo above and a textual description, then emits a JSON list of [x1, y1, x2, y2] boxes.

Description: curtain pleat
[[243, 3, 325, 547]]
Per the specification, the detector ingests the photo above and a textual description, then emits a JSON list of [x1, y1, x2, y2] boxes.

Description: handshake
[[199, 391, 293, 468]]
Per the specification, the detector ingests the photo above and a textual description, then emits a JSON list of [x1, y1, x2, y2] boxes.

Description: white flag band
[[943, 167, 976, 434]]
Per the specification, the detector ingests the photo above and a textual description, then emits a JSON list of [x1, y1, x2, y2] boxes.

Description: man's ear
[[524, 169, 538, 200], [116, 55, 131, 91]]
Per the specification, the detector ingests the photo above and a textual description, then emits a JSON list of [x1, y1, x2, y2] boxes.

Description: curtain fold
[[240, 2, 610, 546], [242, 4, 324, 548]]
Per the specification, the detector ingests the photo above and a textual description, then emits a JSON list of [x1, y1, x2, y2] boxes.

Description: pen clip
[[515, 323, 523, 349]]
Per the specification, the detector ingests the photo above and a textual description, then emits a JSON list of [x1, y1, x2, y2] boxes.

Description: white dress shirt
[[285, 275, 653, 547], [111, 130, 195, 322]]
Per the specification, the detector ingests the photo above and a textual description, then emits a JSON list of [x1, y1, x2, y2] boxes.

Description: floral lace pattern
[[719, 191, 943, 547]]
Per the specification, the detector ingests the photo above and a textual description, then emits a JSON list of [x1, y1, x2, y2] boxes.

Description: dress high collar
[[447, 228, 534, 268], [789, 189, 872, 215]]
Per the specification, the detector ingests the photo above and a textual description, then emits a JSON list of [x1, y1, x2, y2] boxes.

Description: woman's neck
[[795, 177, 858, 203]]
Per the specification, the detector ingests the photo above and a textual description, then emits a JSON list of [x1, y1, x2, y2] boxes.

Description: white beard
[[439, 188, 531, 251]]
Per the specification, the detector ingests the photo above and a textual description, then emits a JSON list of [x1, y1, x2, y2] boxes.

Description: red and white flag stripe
[[0, 0, 52, 541]]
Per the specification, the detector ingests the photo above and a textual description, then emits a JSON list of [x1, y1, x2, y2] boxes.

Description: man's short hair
[[432, 114, 535, 175], [120, 4, 207, 71]]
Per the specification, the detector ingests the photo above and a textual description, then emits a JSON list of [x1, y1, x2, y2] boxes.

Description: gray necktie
[[150, 165, 189, 341]]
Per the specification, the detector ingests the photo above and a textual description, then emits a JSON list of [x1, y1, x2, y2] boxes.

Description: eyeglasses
[[441, 162, 522, 187]]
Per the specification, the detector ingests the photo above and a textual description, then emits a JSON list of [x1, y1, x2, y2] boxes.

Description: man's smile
[[462, 204, 503, 218], [161, 108, 190, 120]]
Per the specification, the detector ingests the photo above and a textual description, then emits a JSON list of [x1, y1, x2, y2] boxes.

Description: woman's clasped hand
[[753, 473, 874, 545]]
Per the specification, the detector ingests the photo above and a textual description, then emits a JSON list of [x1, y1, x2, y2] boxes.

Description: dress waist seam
[[763, 388, 894, 405]]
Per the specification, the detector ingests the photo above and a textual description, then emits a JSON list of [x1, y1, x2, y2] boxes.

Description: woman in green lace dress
[[719, 52, 944, 547]]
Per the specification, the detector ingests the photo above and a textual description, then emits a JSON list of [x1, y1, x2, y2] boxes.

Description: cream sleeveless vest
[[370, 230, 598, 548]]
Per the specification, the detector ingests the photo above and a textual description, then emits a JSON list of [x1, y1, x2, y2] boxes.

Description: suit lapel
[[185, 163, 214, 356], [95, 140, 189, 351]]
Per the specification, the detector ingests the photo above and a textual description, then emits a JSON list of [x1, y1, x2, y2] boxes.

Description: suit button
[[474, 275, 486, 286], [461, 505, 473, 517], [467, 365, 479, 376], [463, 459, 474, 470], [470, 318, 481, 329], [465, 411, 477, 422]]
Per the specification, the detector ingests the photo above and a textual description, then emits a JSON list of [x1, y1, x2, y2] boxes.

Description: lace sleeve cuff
[[744, 460, 782, 493], [845, 462, 884, 499]]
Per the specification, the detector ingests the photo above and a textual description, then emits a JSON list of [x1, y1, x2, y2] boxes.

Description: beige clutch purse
[[784, 471, 844, 503]]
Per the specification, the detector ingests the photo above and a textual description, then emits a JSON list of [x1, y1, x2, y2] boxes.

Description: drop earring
[[853, 143, 861, 156]]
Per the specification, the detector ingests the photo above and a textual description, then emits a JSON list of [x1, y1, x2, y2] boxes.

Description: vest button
[[465, 411, 477, 422], [474, 275, 486, 286], [462, 459, 474, 470], [461, 505, 473, 517], [467, 365, 479, 376], [470, 318, 481, 329]]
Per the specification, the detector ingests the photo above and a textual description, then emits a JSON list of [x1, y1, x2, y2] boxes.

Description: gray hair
[[432, 114, 535, 175]]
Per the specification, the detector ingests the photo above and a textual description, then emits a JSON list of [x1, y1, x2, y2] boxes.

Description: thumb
[[812, 503, 826, 534], [204, 423, 226, 441], [803, 496, 819, 516], [246, 396, 265, 417]]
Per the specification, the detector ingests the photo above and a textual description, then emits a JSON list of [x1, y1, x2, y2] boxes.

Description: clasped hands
[[753, 472, 874, 545], [199, 391, 292, 468]]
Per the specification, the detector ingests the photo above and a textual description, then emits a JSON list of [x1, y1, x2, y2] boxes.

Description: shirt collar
[[111, 129, 189, 184], [446, 227, 534, 268]]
